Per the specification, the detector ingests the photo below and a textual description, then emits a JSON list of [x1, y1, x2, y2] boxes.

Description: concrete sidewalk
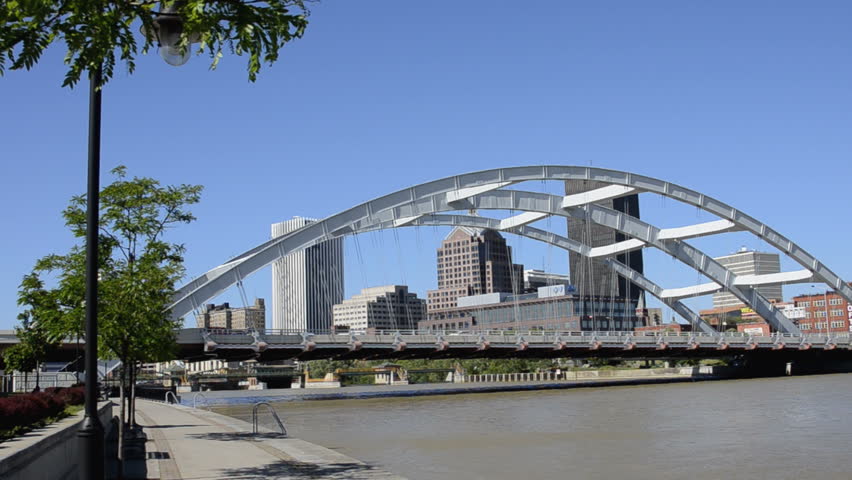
[[134, 400, 405, 480]]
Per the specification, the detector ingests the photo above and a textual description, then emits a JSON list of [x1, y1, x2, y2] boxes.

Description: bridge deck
[[188, 329, 852, 362], [3, 329, 850, 364]]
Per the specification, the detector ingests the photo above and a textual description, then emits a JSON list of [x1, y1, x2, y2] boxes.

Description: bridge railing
[[199, 328, 849, 340]]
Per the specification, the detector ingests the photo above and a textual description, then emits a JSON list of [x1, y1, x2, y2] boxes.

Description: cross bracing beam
[[350, 213, 716, 334], [656, 219, 741, 240], [499, 211, 549, 230], [170, 166, 849, 329], [561, 184, 639, 208], [661, 270, 815, 301], [660, 283, 721, 301], [446, 181, 515, 204], [588, 239, 646, 258]]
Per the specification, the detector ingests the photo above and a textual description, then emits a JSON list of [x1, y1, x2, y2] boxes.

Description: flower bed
[[0, 387, 85, 440]]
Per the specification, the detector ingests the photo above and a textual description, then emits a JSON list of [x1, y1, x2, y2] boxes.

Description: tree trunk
[[129, 362, 137, 429], [35, 361, 40, 391], [75, 337, 80, 383], [117, 361, 127, 479]]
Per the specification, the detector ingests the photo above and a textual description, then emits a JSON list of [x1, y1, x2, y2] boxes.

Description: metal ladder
[[252, 401, 287, 436], [193, 392, 211, 410], [164, 391, 180, 404]]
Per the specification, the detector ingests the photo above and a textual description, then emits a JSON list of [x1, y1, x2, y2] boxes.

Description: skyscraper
[[712, 249, 782, 308], [271, 217, 344, 331], [426, 227, 524, 321], [565, 179, 644, 301]]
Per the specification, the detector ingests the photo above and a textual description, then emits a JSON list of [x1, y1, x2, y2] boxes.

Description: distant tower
[[271, 217, 344, 331], [712, 248, 782, 308]]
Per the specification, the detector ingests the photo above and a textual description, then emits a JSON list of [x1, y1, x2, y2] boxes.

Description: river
[[214, 374, 852, 479]]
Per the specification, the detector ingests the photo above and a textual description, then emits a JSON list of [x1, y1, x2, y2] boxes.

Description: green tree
[[3, 273, 60, 391], [26, 166, 201, 468], [1, 0, 312, 87]]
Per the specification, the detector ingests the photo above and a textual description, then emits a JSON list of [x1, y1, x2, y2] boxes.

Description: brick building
[[426, 227, 524, 321], [197, 298, 266, 330], [792, 290, 852, 335]]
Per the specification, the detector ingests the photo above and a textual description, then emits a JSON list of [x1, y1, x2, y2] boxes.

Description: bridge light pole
[[78, 5, 198, 479]]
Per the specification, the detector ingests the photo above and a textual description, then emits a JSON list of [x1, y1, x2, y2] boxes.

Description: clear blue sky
[[2, 1, 851, 329]]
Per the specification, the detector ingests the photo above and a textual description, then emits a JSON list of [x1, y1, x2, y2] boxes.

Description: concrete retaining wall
[[458, 367, 729, 383], [0, 402, 113, 480]]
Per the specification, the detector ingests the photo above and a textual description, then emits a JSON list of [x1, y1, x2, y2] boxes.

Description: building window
[[800, 323, 812, 330], [815, 322, 827, 329], [799, 301, 811, 307], [814, 300, 826, 307], [815, 311, 827, 318], [830, 320, 844, 329], [830, 309, 844, 317]]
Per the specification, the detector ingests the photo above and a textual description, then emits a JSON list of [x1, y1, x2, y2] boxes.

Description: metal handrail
[[193, 392, 211, 410], [252, 401, 287, 437], [201, 328, 848, 341], [165, 391, 179, 404]]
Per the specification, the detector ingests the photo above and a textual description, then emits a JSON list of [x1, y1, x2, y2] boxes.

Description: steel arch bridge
[[171, 166, 852, 335]]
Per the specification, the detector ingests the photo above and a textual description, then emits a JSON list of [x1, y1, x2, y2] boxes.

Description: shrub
[[0, 386, 86, 436]]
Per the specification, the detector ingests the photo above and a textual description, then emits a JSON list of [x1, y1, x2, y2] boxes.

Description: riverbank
[[183, 366, 734, 406]]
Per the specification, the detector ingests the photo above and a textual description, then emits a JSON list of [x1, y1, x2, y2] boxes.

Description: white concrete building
[[712, 248, 782, 308], [271, 217, 344, 331], [333, 285, 426, 331]]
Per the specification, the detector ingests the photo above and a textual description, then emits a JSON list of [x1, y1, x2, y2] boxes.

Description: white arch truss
[[358, 189, 799, 332], [171, 166, 850, 334]]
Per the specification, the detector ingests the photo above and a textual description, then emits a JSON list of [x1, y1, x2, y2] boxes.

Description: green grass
[[0, 403, 84, 443]]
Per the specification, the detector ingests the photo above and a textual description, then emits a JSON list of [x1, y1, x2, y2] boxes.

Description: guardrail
[[201, 328, 850, 340], [165, 391, 180, 405], [193, 392, 211, 411]]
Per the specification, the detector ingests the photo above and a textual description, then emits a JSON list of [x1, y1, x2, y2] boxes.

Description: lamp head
[[140, 2, 199, 66]]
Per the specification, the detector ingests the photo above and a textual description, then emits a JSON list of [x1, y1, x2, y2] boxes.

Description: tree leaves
[[15, 166, 203, 367], [1, 1, 312, 87]]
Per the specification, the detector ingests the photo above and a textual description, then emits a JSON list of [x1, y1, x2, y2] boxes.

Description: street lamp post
[[77, 64, 104, 480], [77, 4, 198, 478]]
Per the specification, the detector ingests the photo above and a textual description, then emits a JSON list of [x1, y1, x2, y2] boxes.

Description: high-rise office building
[[565, 180, 644, 301], [426, 227, 524, 322], [271, 217, 344, 331], [712, 249, 782, 308]]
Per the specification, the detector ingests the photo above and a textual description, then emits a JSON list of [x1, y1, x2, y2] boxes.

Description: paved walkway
[[134, 400, 405, 480]]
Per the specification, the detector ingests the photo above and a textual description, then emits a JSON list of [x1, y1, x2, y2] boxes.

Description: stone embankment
[[457, 366, 724, 383], [180, 366, 733, 406]]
